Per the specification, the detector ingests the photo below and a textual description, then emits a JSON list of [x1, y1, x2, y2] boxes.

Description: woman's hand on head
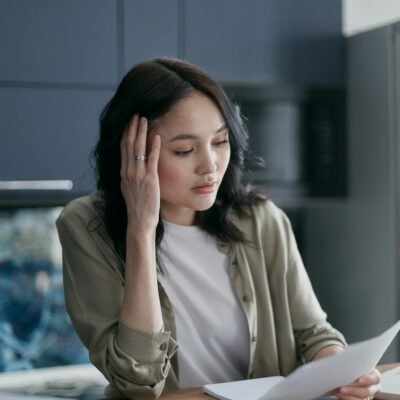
[[333, 368, 381, 400], [120, 114, 161, 234]]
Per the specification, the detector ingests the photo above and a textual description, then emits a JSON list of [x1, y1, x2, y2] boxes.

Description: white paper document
[[380, 365, 400, 396], [204, 376, 284, 400], [204, 320, 400, 400], [0, 394, 74, 400]]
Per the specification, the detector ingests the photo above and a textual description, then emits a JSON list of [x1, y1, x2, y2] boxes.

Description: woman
[[56, 58, 380, 400]]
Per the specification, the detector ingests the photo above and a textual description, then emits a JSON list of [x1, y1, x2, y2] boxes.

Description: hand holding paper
[[204, 320, 400, 400]]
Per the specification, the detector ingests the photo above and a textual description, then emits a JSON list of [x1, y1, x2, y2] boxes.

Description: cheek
[[157, 157, 186, 192]]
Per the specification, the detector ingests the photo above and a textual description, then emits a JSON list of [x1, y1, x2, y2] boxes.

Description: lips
[[192, 181, 217, 194]]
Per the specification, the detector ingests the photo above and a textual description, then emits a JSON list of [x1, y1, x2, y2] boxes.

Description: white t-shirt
[[158, 220, 250, 389]]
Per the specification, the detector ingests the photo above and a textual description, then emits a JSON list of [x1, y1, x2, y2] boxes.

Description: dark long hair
[[93, 57, 263, 265]]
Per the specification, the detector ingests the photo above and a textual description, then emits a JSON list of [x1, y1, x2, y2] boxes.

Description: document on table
[[379, 365, 400, 398], [0, 394, 74, 400], [204, 320, 400, 400], [203, 376, 285, 400]]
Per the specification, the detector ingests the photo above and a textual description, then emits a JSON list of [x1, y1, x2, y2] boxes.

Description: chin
[[193, 198, 217, 211], [195, 205, 214, 212]]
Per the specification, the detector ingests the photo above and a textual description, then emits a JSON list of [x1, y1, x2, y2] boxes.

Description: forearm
[[312, 344, 344, 360], [120, 228, 163, 333], [58, 210, 178, 398]]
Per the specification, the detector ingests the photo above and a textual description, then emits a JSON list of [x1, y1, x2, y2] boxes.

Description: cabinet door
[[0, 0, 118, 85], [123, 0, 179, 74], [0, 87, 113, 193], [184, 0, 343, 85]]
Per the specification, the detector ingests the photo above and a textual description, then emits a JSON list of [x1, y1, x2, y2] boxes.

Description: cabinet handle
[[0, 180, 73, 190]]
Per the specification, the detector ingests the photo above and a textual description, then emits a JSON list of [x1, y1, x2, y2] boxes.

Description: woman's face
[[152, 91, 231, 226]]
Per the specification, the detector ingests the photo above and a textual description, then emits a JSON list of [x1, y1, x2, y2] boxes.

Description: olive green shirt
[[56, 192, 346, 400]]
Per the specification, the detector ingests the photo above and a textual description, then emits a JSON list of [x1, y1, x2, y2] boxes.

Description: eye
[[174, 149, 193, 157], [213, 138, 230, 146]]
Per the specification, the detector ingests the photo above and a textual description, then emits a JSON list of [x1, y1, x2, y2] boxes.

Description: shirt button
[[159, 342, 167, 351], [242, 295, 251, 302], [249, 371, 255, 379], [251, 336, 257, 343]]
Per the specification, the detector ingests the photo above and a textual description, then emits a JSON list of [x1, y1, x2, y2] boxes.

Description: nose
[[195, 147, 217, 175]]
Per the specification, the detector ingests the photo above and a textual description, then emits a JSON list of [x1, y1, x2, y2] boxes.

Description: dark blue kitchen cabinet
[[0, 87, 113, 195], [0, 0, 118, 85], [184, 0, 344, 85], [0, 0, 182, 199], [123, 0, 179, 74], [0, 0, 119, 199]]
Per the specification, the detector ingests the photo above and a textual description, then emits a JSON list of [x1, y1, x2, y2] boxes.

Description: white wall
[[343, 0, 400, 35]]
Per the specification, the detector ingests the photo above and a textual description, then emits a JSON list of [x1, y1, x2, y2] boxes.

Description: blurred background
[[0, 0, 399, 386]]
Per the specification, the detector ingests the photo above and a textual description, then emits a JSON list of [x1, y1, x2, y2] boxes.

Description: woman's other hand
[[334, 368, 381, 400], [120, 114, 161, 233], [313, 347, 381, 400]]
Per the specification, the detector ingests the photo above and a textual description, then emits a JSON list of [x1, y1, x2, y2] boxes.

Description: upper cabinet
[[0, 0, 118, 85], [123, 0, 179, 74], [0, 0, 182, 199], [0, 87, 113, 195], [184, 0, 344, 85]]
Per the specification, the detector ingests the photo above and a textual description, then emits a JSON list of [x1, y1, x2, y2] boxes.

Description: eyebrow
[[168, 123, 228, 143]]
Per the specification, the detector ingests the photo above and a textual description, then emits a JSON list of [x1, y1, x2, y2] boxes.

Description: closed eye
[[174, 149, 193, 156], [213, 139, 229, 146]]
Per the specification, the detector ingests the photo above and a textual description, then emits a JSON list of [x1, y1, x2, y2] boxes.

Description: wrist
[[126, 224, 156, 242]]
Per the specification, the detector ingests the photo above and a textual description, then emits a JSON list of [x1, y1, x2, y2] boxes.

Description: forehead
[[154, 92, 225, 138]]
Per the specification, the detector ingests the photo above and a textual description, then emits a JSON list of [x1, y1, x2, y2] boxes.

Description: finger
[[334, 387, 370, 400], [134, 117, 148, 174], [334, 394, 370, 400], [125, 114, 140, 174], [358, 369, 381, 385], [333, 392, 363, 400], [120, 127, 128, 178], [120, 116, 134, 177], [147, 134, 161, 176], [338, 383, 381, 399]]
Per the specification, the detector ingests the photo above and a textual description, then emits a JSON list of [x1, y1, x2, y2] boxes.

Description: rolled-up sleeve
[[56, 202, 178, 400], [294, 322, 346, 363]]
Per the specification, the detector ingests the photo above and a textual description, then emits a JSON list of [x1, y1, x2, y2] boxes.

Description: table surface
[[160, 387, 209, 399]]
